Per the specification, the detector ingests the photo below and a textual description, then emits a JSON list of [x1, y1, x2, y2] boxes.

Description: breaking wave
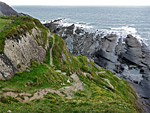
[[41, 18, 146, 44]]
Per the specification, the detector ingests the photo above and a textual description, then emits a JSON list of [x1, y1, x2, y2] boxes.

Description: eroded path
[[2, 72, 83, 103], [1, 34, 84, 103], [50, 34, 55, 66], [104, 78, 114, 89], [60, 73, 83, 99]]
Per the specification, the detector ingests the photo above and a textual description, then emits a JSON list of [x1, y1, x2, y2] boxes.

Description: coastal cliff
[[44, 19, 150, 112], [0, 16, 51, 79], [44, 20, 150, 82], [0, 2, 145, 113], [0, 15, 141, 112]]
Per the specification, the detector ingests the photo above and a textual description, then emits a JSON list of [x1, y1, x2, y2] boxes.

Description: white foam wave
[[74, 24, 93, 29], [52, 18, 94, 30], [42, 18, 146, 45], [100, 26, 145, 44], [110, 26, 137, 34]]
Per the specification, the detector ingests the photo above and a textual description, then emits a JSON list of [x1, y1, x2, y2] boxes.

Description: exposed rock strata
[[44, 20, 150, 112], [44, 21, 150, 80], [0, 28, 50, 80], [0, 53, 16, 79]]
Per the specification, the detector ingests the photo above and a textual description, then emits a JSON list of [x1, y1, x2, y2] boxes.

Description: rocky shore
[[0, 1, 147, 112], [44, 19, 150, 112]]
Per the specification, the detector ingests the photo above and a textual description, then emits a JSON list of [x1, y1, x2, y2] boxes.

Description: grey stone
[[44, 20, 150, 111], [0, 1, 18, 15], [0, 54, 16, 80], [0, 27, 50, 80]]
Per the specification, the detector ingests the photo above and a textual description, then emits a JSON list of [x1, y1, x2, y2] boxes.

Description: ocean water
[[13, 6, 150, 45]]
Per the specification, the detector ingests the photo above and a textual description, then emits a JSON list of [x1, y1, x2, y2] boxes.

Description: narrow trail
[[1, 33, 84, 103], [50, 34, 55, 66], [104, 78, 114, 89], [2, 73, 83, 102], [3, 88, 65, 103], [60, 73, 83, 99]]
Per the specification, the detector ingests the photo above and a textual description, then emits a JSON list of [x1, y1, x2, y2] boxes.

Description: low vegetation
[[0, 16, 140, 112], [0, 17, 11, 30], [0, 15, 48, 53]]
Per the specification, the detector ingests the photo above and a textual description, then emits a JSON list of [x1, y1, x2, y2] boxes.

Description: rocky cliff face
[[0, 1, 18, 15], [0, 3, 143, 112], [44, 20, 150, 112], [0, 17, 51, 80]]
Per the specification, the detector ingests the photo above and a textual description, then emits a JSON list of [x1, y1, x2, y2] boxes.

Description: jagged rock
[[0, 27, 50, 80], [0, 54, 16, 80], [122, 35, 143, 66], [4, 28, 47, 72], [44, 19, 150, 112], [44, 20, 150, 81]]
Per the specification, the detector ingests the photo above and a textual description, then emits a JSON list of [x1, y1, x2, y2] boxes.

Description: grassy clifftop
[[0, 16, 140, 112], [0, 16, 48, 53]]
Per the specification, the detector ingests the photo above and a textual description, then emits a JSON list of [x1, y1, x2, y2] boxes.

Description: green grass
[[0, 17, 141, 113], [0, 91, 137, 113], [0, 65, 138, 112], [44, 36, 53, 65], [0, 62, 69, 93], [0, 18, 11, 30]]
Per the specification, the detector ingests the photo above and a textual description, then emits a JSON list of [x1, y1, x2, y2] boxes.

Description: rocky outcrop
[[0, 27, 50, 80], [0, 53, 16, 79], [44, 21, 150, 80], [44, 20, 150, 112], [0, 1, 18, 15]]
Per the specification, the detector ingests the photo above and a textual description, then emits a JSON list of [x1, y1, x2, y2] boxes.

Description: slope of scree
[[0, 16, 142, 113]]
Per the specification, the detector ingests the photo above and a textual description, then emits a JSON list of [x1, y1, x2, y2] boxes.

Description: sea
[[13, 6, 150, 45]]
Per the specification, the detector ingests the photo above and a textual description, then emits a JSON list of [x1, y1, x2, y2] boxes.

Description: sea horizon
[[13, 5, 150, 46]]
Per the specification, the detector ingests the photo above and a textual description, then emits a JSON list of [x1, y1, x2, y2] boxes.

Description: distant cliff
[[0, 1, 18, 15]]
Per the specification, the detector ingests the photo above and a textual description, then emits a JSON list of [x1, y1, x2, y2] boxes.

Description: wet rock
[[44, 20, 150, 81], [44, 19, 150, 112], [132, 79, 150, 113]]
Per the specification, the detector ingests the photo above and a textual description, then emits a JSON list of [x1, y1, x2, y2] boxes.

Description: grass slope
[[0, 18, 11, 30], [0, 16, 140, 113]]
